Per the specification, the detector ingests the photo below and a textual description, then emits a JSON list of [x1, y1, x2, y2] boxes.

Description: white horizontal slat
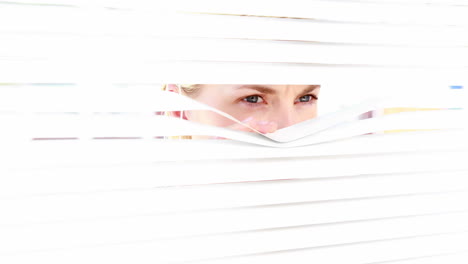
[[0, 0, 125, 8], [1, 9, 467, 45], [2, 111, 465, 144], [1, 231, 467, 264], [0, 89, 214, 112], [365, 252, 468, 264], [4, 0, 468, 10], [1, 147, 467, 194], [1, 212, 468, 261], [1, 60, 466, 83], [169, 0, 468, 26], [361, 0, 468, 4], [18, 0, 464, 26], [1, 36, 467, 66], [1, 171, 467, 222], [2, 192, 467, 240], [270, 110, 468, 144], [1, 129, 466, 166], [190, 233, 468, 264]]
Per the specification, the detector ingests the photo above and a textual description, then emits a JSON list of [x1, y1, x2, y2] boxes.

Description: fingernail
[[258, 120, 270, 125]]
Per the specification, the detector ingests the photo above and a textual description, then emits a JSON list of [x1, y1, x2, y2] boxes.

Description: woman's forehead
[[201, 84, 320, 93]]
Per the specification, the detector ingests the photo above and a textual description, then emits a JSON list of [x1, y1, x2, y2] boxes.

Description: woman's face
[[183, 84, 320, 133]]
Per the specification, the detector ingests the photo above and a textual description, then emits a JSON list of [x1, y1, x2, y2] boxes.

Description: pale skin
[[167, 84, 321, 136]]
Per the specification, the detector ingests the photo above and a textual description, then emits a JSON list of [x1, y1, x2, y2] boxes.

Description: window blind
[[1, 0, 468, 263]]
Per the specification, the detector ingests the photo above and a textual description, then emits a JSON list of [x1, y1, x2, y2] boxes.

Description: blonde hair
[[160, 84, 202, 140], [161, 84, 201, 97]]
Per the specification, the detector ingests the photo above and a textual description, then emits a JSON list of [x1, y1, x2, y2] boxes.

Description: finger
[[252, 120, 278, 134], [231, 118, 278, 134], [224, 117, 257, 133]]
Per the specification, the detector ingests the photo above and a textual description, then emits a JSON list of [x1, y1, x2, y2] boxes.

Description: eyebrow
[[236, 85, 277, 94], [236, 85, 320, 95], [299, 85, 320, 95]]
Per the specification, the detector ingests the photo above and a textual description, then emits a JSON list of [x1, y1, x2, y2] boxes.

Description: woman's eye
[[299, 95, 310, 102], [243, 95, 264, 104], [298, 94, 317, 103]]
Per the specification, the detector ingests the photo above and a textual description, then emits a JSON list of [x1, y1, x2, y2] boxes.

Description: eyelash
[[297, 94, 318, 103], [241, 94, 318, 105], [242, 95, 265, 104]]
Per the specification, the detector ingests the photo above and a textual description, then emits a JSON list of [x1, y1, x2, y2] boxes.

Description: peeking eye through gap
[[243, 95, 265, 104], [162, 84, 321, 139]]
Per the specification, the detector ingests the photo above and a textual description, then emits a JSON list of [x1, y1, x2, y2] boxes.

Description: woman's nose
[[273, 106, 298, 130]]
